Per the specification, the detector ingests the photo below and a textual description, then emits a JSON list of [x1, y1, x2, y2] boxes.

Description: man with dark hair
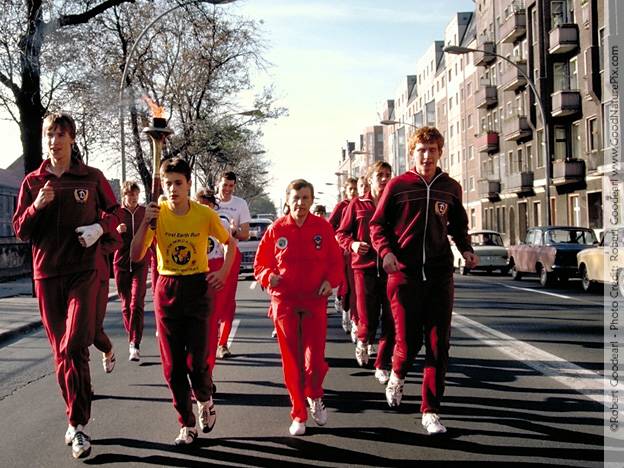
[[370, 126, 477, 435], [130, 157, 236, 445], [214, 170, 251, 358]]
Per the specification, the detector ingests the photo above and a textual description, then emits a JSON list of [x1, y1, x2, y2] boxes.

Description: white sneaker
[[64, 425, 76, 445], [216, 345, 231, 359], [288, 419, 306, 436], [355, 340, 369, 367], [385, 372, 405, 407], [374, 368, 390, 385], [271, 328, 278, 339], [71, 428, 91, 459], [422, 412, 447, 435], [307, 397, 328, 426], [334, 296, 342, 313], [129, 343, 140, 362], [341, 310, 351, 334], [197, 398, 216, 433], [174, 426, 198, 445], [350, 321, 358, 344], [367, 344, 376, 356], [102, 351, 115, 373]]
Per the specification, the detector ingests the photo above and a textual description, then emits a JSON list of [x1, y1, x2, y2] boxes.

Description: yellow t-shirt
[[143, 200, 229, 276]]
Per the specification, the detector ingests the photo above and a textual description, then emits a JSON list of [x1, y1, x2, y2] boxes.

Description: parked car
[[451, 230, 509, 275], [508, 226, 598, 287], [239, 218, 273, 273], [577, 228, 624, 294]]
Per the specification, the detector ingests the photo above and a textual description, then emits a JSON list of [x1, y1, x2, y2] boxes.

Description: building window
[[470, 208, 477, 229], [467, 113, 473, 128], [469, 146, 474, 160], [533, 201, 541, 226], [536, 130, 545, 168], [527, 144, 533, 171], [554, 125, 567, 161], [571, 122, 581, 159], [469, 176, 475, 191], [568, 194, 581, 226], [587, 117, 600, 151], [518, 148, 523, 172]]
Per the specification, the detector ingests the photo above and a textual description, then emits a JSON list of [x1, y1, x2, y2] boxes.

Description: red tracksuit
[[94, 229, 122, 355], [217, 248, 242, 348], [254, 213, 344, 422], [113, 205, 151, 347], [12, 158, 120, 427], [370, 168, 472, 414], [328, 198, 356, 321], [335, 193, 394, 370]]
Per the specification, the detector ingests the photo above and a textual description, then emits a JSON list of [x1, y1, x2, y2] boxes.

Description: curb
[[0, 290, 120, 347]]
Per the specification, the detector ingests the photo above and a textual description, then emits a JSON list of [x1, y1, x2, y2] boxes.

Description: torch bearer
[[142, 97, 173, 228]]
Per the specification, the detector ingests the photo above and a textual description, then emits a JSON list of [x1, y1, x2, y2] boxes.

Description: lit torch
[[142, 96, 173, 226]]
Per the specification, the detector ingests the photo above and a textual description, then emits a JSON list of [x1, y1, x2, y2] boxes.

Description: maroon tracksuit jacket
[[369, 167, 472, 414], [328, 198, 354, 311], [12, 158, 120, 427]]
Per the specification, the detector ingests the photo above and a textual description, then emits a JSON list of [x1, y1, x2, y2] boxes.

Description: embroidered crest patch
[[313, 234, 322, 250], [277, 237, 288, 249], [434, 201, 448, 216], [74, 189, 89, 203]]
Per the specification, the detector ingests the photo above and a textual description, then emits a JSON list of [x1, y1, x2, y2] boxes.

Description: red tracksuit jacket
[[254, 213, 344, 309], [328, 198, 350, 231], [113, 205, 149, 271], [370, 168, 472, 275], [335, 193, 379, 271], [13, 158, 120, 280]]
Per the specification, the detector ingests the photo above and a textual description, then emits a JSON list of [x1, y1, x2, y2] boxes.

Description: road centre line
[[453, 312, 606, 407], [227, 319, 240, 349], [250, 281, 258, 290]]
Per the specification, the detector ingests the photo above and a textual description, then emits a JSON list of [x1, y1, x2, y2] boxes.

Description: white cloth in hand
[[75, 223, 104, 248]]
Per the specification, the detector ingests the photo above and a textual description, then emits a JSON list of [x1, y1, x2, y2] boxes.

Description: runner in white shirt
[[215, 171, 251, 358]]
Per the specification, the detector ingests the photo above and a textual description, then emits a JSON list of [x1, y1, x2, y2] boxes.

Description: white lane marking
[[469, 276, 603, 306], [250, 281, 258, 290], [227, 319, 240, 348], [453, 312, 606, 407]]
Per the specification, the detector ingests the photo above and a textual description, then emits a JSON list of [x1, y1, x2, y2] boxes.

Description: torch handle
[[149, 136, 163, 229]]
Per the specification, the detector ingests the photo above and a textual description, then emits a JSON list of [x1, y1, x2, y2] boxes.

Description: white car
[[577, 228, 624, 294], [452, 230, 509, 275], [239, 218, 273, 274]]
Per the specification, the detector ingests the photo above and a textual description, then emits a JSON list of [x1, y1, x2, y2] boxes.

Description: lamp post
[[444, 45, 551, 225], [380, 120, 417, 172], [118, 0, 237, 184]]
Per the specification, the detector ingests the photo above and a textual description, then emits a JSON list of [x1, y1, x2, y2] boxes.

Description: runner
[[130, 158, 236, 445], [328, 177, 357, 334], [370, 126, 477, 435], [94, 226, 122, 374], [113, 180, 151, 362], [215, 171, 251, 358], [254, 179, 344, 436], [12, 112, 120, 459], [336, 161, 394, 385]]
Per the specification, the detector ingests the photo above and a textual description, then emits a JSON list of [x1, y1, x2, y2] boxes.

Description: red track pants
[[114, 263, 148, 347], [217, 249, 241, 347], [35, 270, 98, 427], [93, 274, 112, 355], [273, 301, 329, 422]]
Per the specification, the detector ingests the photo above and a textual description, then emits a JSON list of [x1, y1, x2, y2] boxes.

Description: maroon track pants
[[93, 276, 112, 355], [387, 268, 453, 414], [353, 269, 394, 370], [217, 249, 241, 347], [35, 270, 98, 427], [273, 301, 329, 422], [154, 273, 214, 427], [114, 264, 148, 346]]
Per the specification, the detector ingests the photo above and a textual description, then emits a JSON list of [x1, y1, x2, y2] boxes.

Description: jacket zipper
[[420, 172, 443, 282]]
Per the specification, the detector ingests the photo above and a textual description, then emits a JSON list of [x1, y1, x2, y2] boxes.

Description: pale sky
[[1, 0, 475, 210]]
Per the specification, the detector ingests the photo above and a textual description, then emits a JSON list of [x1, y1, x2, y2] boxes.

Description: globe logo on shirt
[[208, 237, 216, 254], [277, 237, 288, 249], [172, 244, 192, 265]]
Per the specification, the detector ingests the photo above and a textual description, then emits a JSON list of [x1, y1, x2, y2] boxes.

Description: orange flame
[[142, 95, 165, 118]]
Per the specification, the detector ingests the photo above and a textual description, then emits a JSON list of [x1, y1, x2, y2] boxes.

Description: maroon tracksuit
[[370, 168, 472, 414], [336, 193, 394, 370], [113, 205, 151, 347], [328, 199, 356, 321], [12, 158, 120, 427], [94, 229, 122, 355]]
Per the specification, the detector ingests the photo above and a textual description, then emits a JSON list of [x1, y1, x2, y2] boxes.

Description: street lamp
[[444, 45, 552, 225], [380, 119, 418, 129], [118, 0, 237, 184]]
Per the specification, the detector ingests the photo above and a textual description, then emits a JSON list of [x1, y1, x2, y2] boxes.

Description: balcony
[[500, 60, 527, 92], [549, 24, 579, 55], [500, 10, 527, 44], [507, 171, 534, 195], [476, 131, 499, 154], [475, 85, 498, 109], [553, 159, 585, 186], [474, 41, 496, 66], [502, 115, 532, 142], [551, 90, 581, 117], [478, 179, 501, 201]]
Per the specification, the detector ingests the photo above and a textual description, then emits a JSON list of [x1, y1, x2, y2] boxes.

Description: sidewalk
[[0, 277, 118, 345]]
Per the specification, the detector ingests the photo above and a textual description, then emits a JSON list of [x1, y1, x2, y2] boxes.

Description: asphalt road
[[0, 273, 609, 467]]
